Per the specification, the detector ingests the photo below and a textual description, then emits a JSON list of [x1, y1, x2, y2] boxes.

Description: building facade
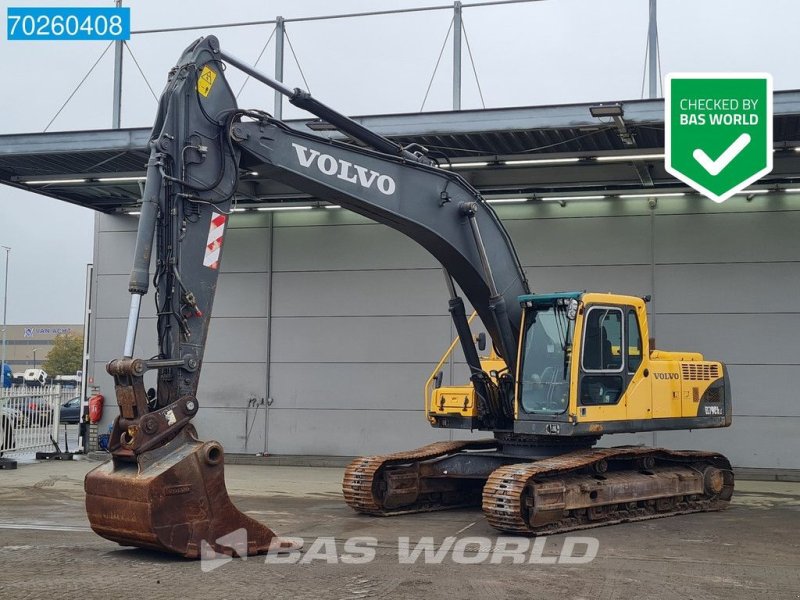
[[1, 324, 82, 371], [89, 194, 800, 471]]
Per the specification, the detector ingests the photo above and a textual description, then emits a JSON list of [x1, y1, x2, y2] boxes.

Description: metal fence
[[60, 0, 662, 131], [0, 385, 72, 456]]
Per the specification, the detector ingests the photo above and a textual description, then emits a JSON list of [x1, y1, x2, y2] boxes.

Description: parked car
[[22, 398, 52, 427], [59, 397, 83, 424], [0, 405, 27, 428]]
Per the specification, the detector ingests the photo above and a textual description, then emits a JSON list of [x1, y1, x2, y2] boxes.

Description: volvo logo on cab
[[653, 372, 680, 380], [291, 143, 397, 195]]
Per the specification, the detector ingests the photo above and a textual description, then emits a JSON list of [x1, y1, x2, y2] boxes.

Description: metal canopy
[[2, 92, 800, 213]]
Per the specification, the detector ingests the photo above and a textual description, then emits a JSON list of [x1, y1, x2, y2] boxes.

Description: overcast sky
[[1, 0, 798, 324]]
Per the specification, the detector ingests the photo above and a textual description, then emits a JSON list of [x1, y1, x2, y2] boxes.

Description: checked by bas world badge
[[665, 73, 773, 203]]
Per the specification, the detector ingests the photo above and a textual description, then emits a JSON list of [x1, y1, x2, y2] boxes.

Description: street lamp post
[[0, 246, 9, 389]]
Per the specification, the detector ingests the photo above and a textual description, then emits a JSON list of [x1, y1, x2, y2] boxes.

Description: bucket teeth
[[85, 425, 287, 559]]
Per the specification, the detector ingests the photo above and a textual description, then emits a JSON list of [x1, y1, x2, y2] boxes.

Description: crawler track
[[482, 447, 734, 534], [344, 443, 734, 535], [342, 439, 497, 515]]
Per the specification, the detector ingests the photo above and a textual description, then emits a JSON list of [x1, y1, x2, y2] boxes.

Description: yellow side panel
[[579, 402, 628, 423], [650, 365, 683, 418], [652, 350, 703, 361], [430, 385, 478, 417], [624, 371, 652, 420]]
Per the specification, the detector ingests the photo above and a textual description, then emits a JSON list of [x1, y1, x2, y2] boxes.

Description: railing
[[424, 311, 477, 417], [0, 385, 72, 456], [39, 0, 663, 131]]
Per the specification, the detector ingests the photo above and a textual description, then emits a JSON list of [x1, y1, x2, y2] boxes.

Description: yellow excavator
[[84, 36, 733, 558]]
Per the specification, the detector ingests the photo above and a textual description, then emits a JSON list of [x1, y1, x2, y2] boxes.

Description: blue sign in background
[[7, 7, 130, 40]]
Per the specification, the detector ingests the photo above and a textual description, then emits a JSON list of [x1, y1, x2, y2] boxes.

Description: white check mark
[[692, 133, 751, 176]]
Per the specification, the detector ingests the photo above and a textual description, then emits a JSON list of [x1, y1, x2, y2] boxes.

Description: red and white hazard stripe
[[203, 212, 227, 269]]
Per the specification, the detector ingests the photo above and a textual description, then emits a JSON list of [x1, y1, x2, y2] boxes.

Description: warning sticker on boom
[[197, 65, 217, 97]]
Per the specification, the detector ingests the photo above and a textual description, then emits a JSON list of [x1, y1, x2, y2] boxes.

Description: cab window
[[627, 310, 642, 373], [519, 305, 573, 415], [580, 306, 624, 406], [581, 307, 623, 372]]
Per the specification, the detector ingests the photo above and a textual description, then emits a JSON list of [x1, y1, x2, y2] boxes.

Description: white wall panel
[[97, 231, 137, 275], [726, 365, 800, 418], [655, 262, 800, 314], [273, 224, 437, 271], [221, 227, 270, 273], [272, 269, 448, 317], [657, 416, 800, 469], [204, 317, 268, 363], [269, 362, 436, 411], [507, 215, 651, 266], [270, 315, 451, 364], [266, 408, 450, 456], [525, 265, 652, 297], [213, 273, 269, 318], [195, 361, 267, 409], [193, 407, 266, 455], [655, 211, 800, 264], [655, 314, 799, 366]]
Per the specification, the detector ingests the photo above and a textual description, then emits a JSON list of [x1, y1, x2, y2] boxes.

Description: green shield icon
[[665, 73, 773, 203]]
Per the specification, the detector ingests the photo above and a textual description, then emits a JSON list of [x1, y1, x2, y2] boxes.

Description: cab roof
[[518, 291, 582, 305]]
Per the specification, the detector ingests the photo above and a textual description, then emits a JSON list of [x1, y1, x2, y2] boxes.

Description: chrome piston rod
[[123, 294, 141, 358]]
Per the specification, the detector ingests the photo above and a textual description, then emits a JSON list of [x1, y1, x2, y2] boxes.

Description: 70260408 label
[[7, 7, 130, 41]]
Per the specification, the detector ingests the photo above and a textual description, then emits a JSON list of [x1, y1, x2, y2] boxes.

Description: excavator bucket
[[85, 425, 295, 559]]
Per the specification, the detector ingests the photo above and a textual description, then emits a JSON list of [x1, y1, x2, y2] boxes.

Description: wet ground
[[0, 458, 798, 600]]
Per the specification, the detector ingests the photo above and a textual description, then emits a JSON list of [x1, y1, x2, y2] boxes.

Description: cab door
[[623, 308, 652, 420], [577, 305, 628, 422], [577, 303, 652, 423]]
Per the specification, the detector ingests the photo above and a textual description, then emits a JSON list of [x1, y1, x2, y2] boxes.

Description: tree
[[41, 333, 83, 377]]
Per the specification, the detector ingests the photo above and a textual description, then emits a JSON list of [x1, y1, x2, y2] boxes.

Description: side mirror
[[434, 371, 444, 389], [476, 332, 487, 351]]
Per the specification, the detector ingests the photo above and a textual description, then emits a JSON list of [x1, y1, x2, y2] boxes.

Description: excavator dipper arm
[[85, 37, 283, 559]]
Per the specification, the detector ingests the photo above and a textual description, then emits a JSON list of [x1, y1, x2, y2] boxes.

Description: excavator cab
[[357, 289, 734, 528], [428, 291, 731, 437]]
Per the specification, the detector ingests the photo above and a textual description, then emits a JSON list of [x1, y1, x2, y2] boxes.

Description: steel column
[[112, 0, 124, 128], [77, 263, 93, 452], [452, 1, 462, 110], [264, 212, 275, 454], [647, 0, 658, 98], [274, 16, 285, 119]]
